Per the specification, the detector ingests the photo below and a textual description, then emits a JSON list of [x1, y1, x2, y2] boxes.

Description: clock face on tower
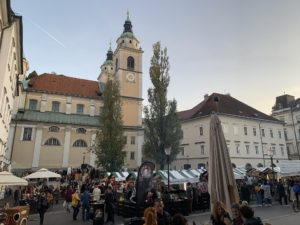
[[126, 73, 135, 82]]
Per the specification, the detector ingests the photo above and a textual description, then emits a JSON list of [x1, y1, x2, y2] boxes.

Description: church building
[[6, 14, 143, 171]]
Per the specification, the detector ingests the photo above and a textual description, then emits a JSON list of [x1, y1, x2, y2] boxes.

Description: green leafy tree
[[95, 75, 126, 171], [26, 70, 38, 80], [143, 42, 183, 169]]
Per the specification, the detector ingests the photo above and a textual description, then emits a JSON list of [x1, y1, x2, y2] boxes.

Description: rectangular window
[[180, 147, 184, 156], [280, 147, 284, 156], [236, 144, 240, 154], [255, 146, 259, 154], [272, 146, 276, 156], [270, 129, 273, 138], [23, 128, 32, 141], [244, 127, 248, 135], [277, 130, 281, 139], [261, 129, 265, 137], [29, 99, 37, 110], [233, 126, 238, 135], [284, 129, 288, 140], [200, 145, 205, 155], [130, 152, 135, 160], [222, 124, 228, 134], [52, 101, 60, 112], [199, 127, 203, 136], [246, 145, 250, 154], [296, 115, 300, 123], [76, 104, 84, 114], [253, 127, 257, 136], [130, 136, 135, 145]]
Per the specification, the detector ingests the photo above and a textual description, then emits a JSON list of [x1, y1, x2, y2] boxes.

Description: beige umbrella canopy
[[23, 168, 61, 179], [209, 114, 239, 211], [0, 171, 28, 186]]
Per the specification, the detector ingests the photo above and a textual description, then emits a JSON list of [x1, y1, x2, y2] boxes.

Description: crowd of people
[[238, 177, 300, 209], [3, 167, 300, 225]]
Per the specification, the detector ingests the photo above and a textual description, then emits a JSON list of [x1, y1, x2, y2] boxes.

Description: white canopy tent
[[23, 168, 61, 179], [0, 171, 28, 186], [279, 160, 300, 177]]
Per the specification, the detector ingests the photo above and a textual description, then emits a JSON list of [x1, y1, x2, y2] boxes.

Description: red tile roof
[[28, 73, 102, 99], [179, 93, 279, 122]]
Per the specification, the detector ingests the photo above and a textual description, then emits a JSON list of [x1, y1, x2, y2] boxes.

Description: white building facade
[[173, 93, 288, 170], [271, 94, 300, 160], [0, 0, 24, 169]]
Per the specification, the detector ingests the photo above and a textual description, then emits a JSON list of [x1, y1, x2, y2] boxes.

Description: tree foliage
[[26, 70, 38, 80], [95, 75, 126, 171], [143, 42, 183, 169]]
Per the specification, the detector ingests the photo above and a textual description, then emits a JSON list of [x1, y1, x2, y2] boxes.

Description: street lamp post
[[267, 147, 275, 182], [165, 147, 171, 191]]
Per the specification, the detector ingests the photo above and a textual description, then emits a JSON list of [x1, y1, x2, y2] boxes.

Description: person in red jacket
[[65, 185, 73, 212]]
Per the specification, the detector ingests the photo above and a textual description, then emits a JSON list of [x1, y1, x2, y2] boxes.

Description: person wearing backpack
[[37, 191, 48, 225]]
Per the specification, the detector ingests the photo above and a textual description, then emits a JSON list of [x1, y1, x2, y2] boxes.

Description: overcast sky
[[13, 0, 300, 114]]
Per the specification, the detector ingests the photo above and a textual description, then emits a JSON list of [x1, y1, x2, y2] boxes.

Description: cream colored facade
[[0, 0, 24, 168], [173, 94, 288, 170], [271, 94, 300, 160], [7, 15, 143, 171]]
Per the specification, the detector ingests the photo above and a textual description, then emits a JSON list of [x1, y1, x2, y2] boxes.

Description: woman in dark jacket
[[37, 192, 48, 225]]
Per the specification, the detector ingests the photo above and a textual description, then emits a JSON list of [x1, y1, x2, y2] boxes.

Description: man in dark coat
[[105, 186, 115, 224], [154, 199, 170, 225], [37, 191, 48, 225], [277, 180, 288, 205]]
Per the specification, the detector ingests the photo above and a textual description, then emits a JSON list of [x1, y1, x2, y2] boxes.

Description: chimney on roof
[[204, 94, 209, 100]]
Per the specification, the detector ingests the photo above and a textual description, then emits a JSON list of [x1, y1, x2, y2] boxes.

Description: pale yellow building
[[0, 0, 25, 169], [7, 14, 143, 171]]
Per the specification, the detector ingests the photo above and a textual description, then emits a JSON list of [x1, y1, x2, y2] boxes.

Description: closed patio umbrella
[[0, 171, 28, 186], [209, 114, 239, 211]]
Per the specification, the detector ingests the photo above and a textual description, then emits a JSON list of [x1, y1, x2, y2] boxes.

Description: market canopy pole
[[208, 113, 239, 211]]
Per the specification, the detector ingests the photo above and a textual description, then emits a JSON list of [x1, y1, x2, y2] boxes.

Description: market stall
[[0, 172, 29, 225]]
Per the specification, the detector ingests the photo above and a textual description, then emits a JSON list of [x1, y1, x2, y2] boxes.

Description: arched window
[[76, 128, 86, 134], [45, 138, 60, 146], [73, 139, 87, 147], [49, 126, 60, 132], [127, 56, 134, 70]]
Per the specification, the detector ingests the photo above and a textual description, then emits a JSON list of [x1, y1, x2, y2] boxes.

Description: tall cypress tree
[[95, 75, 126, 171], [143, 42, 183, 169]]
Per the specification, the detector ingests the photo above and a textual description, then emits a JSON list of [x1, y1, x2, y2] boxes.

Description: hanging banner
[[135, 161, 155, 205]]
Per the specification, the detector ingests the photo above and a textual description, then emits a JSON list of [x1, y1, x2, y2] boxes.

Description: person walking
[[277, 180, 288, 206], [71, 189, 81, 220], [13, 187, 21, 206], [105, 186, 115, 224], [262, 181, 272, 206], [36, 191, 48, 225], [65, 185, 73, 212], [254, 184, 262, 206], [186, 182, 193, 214], [81, 188, 90, 221]]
